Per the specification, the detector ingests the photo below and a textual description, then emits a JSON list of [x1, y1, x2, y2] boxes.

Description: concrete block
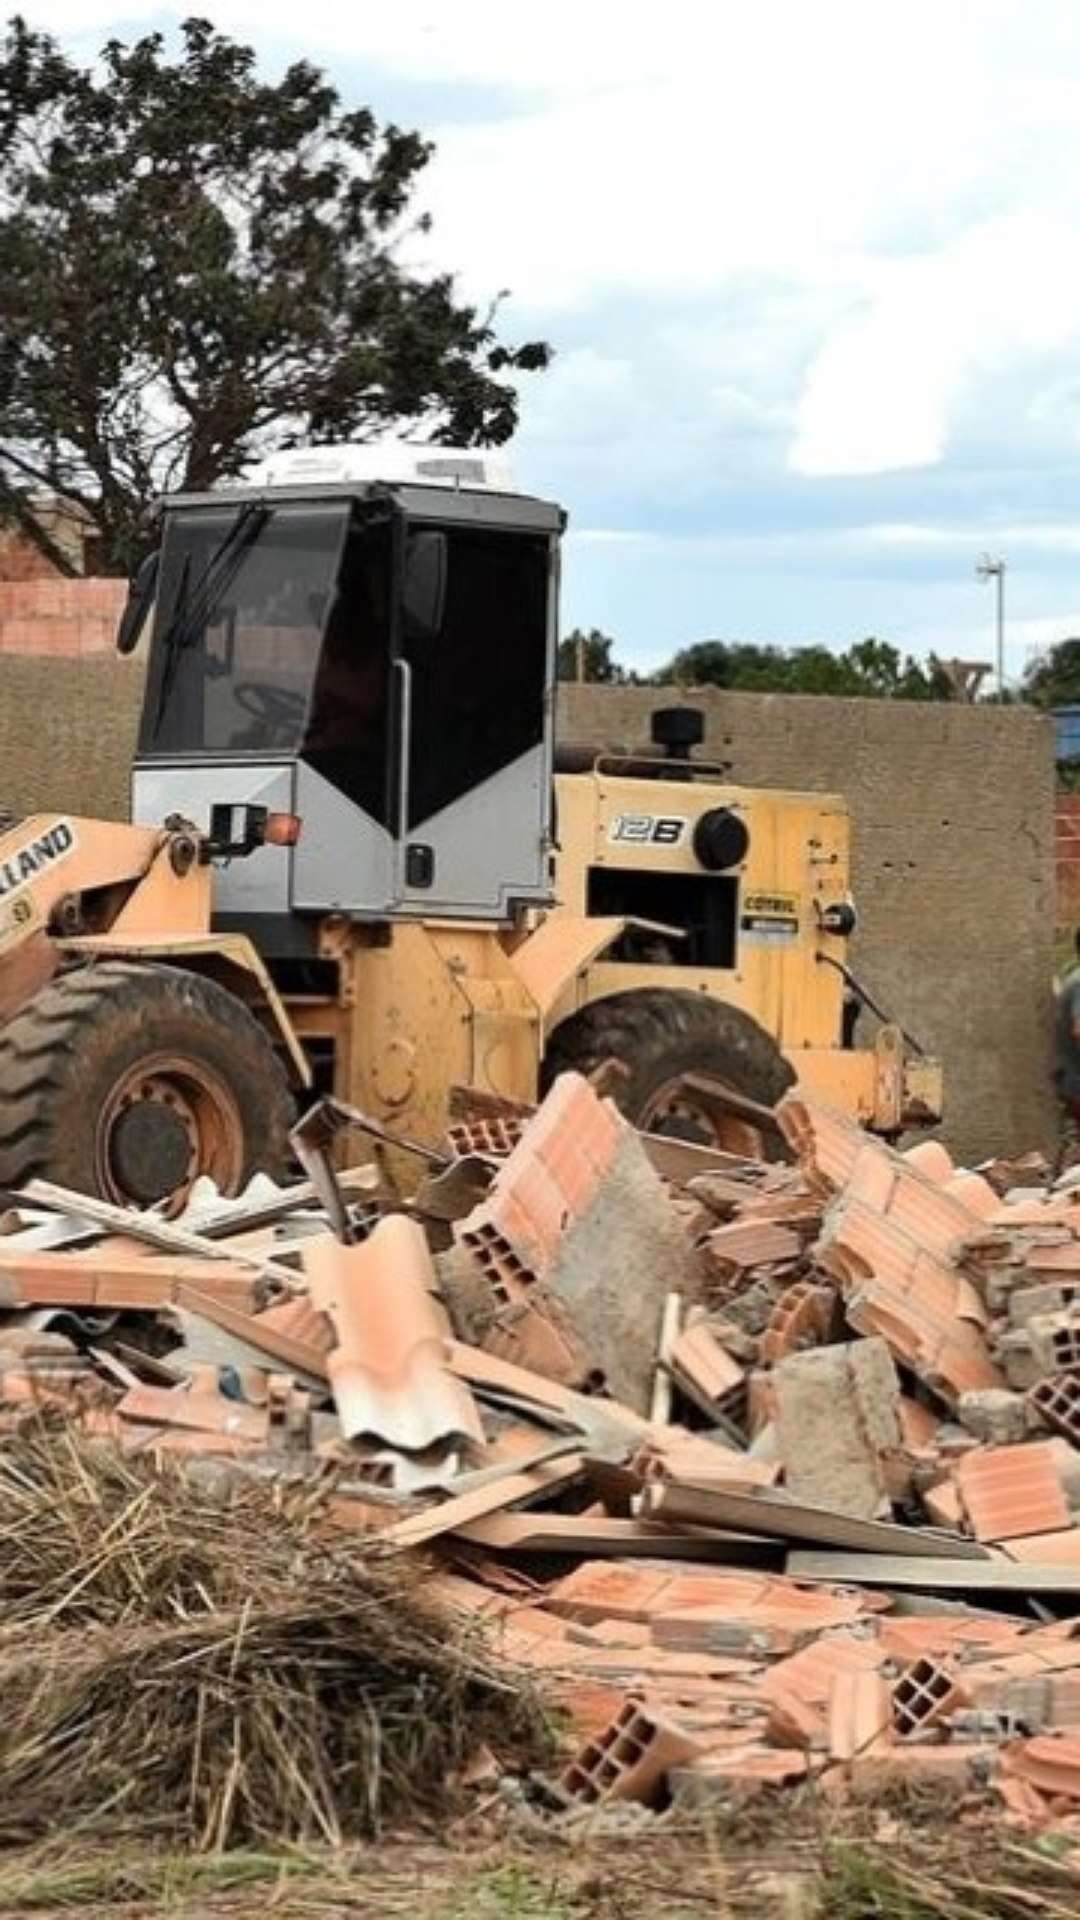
[[995, 1329, 1041, 1392], [1008, 1279, 1080, 1330], [774, 1337, 902, 1520], [957, 1389, 1036, 1445], [1026, 1311, 1080, 1378]]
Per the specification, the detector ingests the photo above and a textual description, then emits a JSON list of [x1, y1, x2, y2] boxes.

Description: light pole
[[976, 553, 1006, 697]]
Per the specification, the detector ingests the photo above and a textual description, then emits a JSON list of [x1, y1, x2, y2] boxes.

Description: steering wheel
[[233, 682, 307, 725], [231, 682, 308, 747]]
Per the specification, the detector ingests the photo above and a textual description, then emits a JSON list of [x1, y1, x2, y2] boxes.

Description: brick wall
[[1057, 795, 1080, 926], [0, 578, 126, 656], [0, 530, 58, 582]]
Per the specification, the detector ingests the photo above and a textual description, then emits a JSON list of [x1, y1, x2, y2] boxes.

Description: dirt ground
[[0, 1803, 1076, 1920]]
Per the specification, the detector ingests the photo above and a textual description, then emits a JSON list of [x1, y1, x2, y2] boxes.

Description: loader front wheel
[[0, 962, 294, 1212], [542, 989, 795, 1156]]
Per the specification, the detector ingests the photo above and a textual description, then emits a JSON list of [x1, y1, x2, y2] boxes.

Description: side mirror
[[402, 530, 447, 642], [116, 549, 160, 656]]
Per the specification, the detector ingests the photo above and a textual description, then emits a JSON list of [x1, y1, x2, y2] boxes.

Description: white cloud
[[791, 215, 1080, 476], [26, 2, 1009, 305], [566, 518, 1080, 563], [21, 0, 1080, 654]]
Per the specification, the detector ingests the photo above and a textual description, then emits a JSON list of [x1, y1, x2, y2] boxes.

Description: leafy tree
[[658, 636, 953, 699], [1023, 638, 1080, 709], [0, 15, 550, 575], [557, 627, 632, 683]]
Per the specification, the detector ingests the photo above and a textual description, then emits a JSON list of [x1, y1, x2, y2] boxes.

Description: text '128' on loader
[[0, 443, 942, 1210]]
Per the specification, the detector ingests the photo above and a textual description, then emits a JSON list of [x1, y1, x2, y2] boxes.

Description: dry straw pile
[[0, 1420, 548, 1848]]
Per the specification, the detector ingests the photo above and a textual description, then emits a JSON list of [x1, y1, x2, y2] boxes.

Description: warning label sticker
[[0, 890, 41, 955], [740, 889, 800, 945]]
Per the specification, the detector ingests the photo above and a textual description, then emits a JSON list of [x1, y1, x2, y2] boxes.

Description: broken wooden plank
[[637, 1133, 763, 1184], [649, 1291, 681, 1426], [165, 1306, 328, 1395], [786, 1550, 1080, 1594], [381, 1454, 585, 1550], [454, 1511, 780, 1560], [665, 1321, 745, 1427], [19, 1179, 302, 1291], [176, 1288, 330, 1384], [449, 1339, 656, 1437], [641, 1477, 989, 1560], [116, 1383, 267, 1443]]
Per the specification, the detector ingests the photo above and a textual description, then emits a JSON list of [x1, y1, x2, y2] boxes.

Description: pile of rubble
[[5, 1074, 1080, 1841]]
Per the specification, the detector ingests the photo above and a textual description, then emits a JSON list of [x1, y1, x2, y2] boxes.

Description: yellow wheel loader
[[0, 445, 941, 1209]]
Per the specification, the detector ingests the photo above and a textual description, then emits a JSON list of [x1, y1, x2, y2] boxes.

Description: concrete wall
[[560, 685, 1057, 1164], [0, 658, 1057, 1161], [0, 654, 143, 819]]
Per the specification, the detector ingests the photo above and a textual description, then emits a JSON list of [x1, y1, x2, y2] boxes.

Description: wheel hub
[[639, 1079, 766, 1158], [95, 1056, 245, 1213], [108, 1099, 193, 1205]]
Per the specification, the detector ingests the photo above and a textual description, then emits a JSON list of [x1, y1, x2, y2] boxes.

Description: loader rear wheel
[[542, 989, 795, 1157], [0, 961, 294, 1213]]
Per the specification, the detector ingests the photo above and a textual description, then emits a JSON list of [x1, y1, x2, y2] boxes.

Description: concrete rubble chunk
[[957, 1388, 1035, 1446], [774, 1337, 903, 1521], [1008, 1279, 1080, 1330], [995, 1328, 1044, 1392]]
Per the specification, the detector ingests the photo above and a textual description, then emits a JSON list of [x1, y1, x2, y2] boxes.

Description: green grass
[[0, 1847, 588, 1918], [824, 1842, 1080, 1920], [433, 1865, 582, 1920], [0, 1846, 323, 1910], [0, 1826, 1072, 1920]]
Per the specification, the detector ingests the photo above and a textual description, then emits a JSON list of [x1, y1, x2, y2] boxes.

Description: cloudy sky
[[27, 1, 1080, 673]]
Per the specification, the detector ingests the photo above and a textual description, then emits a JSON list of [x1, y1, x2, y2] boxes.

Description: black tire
[[542, 988, 794, 1153], [0, 961, 294, 1210]]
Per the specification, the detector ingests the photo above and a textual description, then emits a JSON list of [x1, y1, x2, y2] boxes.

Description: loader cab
[[129, 448, 562, 926]]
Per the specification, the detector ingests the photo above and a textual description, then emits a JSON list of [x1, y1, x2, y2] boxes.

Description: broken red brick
[[760, 1281, 835, 1365], [892, 1657, 970, 1738], [1029, 1371, 1080, 1447], [955, 1442, 1070, 1543], [666, 1321, 744, 1420], [1001, 1734, 1080, 1801], [557, 1695, 702, 1807], [827, 1668, 893, 1760]]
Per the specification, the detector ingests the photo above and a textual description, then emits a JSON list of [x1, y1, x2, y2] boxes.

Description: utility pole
[[976, 554, 1006, 697]]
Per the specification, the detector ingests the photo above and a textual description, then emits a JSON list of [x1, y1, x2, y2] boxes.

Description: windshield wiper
[[151, 502, 270, 737]]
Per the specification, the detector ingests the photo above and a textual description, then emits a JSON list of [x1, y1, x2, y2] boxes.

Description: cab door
[[392, 519, 556, 919]]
